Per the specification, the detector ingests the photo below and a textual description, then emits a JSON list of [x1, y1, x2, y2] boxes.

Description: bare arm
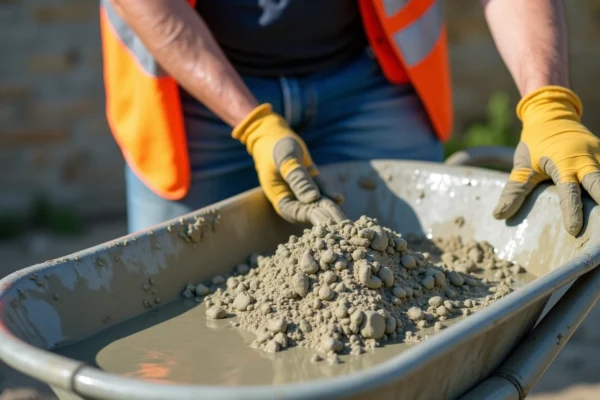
[[481, 0, 570, 96], [110, 0, 258, 127]]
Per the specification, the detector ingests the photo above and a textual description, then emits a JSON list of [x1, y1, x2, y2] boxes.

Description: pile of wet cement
[[182, 216, 523, 363]]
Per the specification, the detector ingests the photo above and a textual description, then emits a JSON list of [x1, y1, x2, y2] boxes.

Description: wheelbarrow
[[0, 149, 598, 400]]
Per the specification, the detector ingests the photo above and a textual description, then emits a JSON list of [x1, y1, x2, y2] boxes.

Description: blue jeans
[[126, 49, 443, 233]]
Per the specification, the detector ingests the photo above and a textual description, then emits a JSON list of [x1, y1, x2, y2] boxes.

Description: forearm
[[481, 0, 570, 96], [110, 0, 258, 127]]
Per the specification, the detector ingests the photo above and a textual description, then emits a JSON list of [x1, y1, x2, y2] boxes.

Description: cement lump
[[206, 306, 226, 319]]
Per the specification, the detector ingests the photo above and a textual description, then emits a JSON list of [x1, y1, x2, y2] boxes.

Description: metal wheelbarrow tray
[[0, 160, 598, 400]]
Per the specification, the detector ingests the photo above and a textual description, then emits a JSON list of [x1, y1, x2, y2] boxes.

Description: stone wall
[[1, 1, 599, 218], [0, 0, 123, 218]]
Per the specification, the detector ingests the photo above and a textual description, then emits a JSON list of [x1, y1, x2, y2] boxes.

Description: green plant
[[29, 192, 84, 236], [0, 195, 84, 241], [444, 91, 520, 159], [47, 207, 84, 236], [0, 213, 23, 240], [31, 192, 52, 228]]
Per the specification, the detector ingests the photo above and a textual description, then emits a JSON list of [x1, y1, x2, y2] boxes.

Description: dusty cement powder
[[182, 216, 524, 361]]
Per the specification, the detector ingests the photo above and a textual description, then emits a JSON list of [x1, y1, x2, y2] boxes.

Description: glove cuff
[[232, 103, 276, 143], [517, 85, 583, 122]]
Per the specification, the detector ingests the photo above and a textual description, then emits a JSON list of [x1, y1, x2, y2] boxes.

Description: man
[[101, 0, 600, 236]]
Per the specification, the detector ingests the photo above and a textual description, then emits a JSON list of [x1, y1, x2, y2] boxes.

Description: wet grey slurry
[[55, 216, 534, 386]]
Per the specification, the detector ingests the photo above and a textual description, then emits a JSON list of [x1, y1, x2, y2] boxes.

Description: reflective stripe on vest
[[392, 0, 443, 67], [382, 0, 409, 17], [101, 0, 166, 77], [369, 0, 453, 140]]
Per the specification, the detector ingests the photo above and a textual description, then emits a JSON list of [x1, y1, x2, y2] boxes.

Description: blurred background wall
[[0, 0, 599, 224]]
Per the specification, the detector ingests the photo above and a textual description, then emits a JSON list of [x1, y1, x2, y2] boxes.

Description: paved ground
[[0, 219, 598, 399]]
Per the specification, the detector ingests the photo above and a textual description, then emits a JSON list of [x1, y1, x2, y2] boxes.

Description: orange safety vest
[[100, 0, 453, 200]]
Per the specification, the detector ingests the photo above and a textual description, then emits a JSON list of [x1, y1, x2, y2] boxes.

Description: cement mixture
[[182, 216, 524, 362]]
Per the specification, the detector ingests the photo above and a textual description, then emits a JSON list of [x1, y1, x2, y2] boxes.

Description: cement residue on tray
[[183, 216, 523, 358]]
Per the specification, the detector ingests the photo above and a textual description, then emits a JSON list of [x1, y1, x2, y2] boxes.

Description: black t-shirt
[[195, 0, 368, 76]]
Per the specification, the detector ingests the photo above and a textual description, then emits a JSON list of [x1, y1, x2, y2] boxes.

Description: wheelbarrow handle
[[444, 146, 515, 171], [458, 263, 600, 400]]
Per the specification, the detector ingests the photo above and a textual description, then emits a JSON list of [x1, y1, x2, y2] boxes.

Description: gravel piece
[[206, 306, 226, 319]]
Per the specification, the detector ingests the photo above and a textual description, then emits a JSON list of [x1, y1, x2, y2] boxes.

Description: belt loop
[[366, 45, 376, 60], [279, 76, 293, 124]]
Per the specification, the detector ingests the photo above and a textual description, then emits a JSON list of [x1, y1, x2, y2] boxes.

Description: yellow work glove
[[493, 86, 600, 236], [233, 103, 346, 225]]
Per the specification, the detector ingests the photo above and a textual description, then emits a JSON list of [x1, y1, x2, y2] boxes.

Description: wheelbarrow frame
[[449, 146, 600, 399], [0, 153, 597, 400]]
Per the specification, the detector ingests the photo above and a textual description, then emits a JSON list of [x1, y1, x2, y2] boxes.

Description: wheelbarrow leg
[[459, 264, 600, 400]]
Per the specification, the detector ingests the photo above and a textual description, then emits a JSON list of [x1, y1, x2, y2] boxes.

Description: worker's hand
[[493, 86, 600, 236], [233, 103, 346, 225]]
